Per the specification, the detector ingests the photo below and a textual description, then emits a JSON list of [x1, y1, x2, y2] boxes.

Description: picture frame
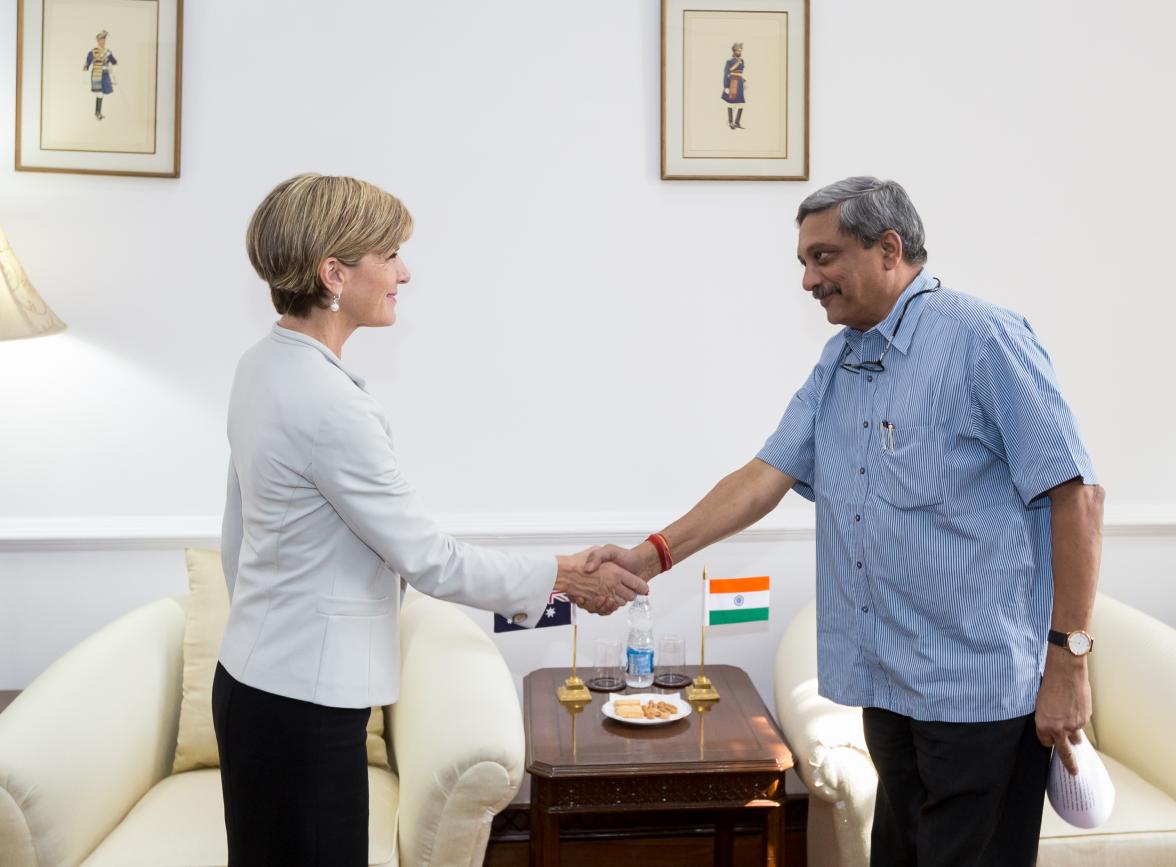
[[661, 0, 808, 181], [16, 0, 183, 178]]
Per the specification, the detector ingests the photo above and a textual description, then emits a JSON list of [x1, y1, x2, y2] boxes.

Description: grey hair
[[796, 176, 928, 265], [732, 42, 743, 51]]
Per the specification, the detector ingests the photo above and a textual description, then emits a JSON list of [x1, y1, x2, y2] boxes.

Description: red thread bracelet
[[646, 533, 673, 573]]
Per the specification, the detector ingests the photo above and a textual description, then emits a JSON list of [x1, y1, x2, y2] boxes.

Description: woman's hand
[[555, 548, 649, 616]]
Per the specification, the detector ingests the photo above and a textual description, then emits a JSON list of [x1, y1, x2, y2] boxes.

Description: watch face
[[1067, 631, 1092, 655]]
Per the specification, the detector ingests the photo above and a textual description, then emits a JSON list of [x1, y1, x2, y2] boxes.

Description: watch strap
[[1047, 629, 1069, 647]]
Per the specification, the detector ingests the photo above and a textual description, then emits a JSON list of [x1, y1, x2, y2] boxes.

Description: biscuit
[[611, 697, 680, 721]]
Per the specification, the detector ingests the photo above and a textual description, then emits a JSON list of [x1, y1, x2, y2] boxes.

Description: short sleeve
[[971, 319, 1097, 506], [756, 361, 828, 503]]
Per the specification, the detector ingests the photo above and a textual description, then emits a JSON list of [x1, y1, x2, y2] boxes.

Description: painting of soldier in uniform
[[663, 1, 807, 180], [85, 29, 118, 121], [17, 0, 183, 176], [35, 0, 160, 155], [722, 42, 746, 130], [681, 10, 788, 159]]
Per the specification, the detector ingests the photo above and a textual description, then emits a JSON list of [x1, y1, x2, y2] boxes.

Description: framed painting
[[16, 0, 183, 177], [661, 0, 808, 180]]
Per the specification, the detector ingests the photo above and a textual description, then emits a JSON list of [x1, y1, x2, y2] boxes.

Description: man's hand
[[1035, 649, 1092, 776], [555, 548, 649, 616], [1038, 477, 1103, 776], [584, 543, 662, 583]]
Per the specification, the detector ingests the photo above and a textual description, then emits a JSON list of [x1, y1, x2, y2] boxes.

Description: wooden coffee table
[[524, 664, 794, 866]]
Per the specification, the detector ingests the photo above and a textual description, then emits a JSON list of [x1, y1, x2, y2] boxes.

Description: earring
[[329, 294, 341, 312]]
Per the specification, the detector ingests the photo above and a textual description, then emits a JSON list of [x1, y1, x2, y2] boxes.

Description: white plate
[[602, 692, 692, 726]]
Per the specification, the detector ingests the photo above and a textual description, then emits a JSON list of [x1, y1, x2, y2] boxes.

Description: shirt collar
[[848, 268, 935, 357], [270, 323, 367, 389]]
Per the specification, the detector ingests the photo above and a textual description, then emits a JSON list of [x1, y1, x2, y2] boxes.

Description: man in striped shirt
[[588, 177, 1103, 865]]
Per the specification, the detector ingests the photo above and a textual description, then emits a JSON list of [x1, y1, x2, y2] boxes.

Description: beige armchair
[[0, 589, 524, 866], [774, 593, 1176, 866]]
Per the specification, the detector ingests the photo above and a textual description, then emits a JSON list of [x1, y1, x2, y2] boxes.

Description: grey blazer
[[220, 325, 554, 708]]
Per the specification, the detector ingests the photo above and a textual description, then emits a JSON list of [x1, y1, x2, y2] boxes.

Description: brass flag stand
[[557, 610, 591, 705], [686, 567, 721, 704]]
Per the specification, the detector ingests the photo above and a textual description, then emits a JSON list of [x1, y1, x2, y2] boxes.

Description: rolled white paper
[[1047, 733, 1115, 829]]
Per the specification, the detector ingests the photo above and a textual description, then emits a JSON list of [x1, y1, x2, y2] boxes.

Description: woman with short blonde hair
[[246, 173, 414, 318], [215, 173, 646, 864]]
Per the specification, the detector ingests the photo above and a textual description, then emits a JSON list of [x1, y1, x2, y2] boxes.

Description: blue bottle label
[[626, 647, 654, 676]]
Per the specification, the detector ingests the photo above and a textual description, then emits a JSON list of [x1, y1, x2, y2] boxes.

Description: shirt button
[[854, 514, 861, 522], [867, 375, 874, 382], [859, 467, 866, 475], [863, 421, 870, 428], [861, 606, 869, 614], [856, 561, 862, 569], [511, 613, 527, 625]]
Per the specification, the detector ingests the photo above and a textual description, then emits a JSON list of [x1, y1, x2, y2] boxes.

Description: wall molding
[[0, 506, 1173, 552]]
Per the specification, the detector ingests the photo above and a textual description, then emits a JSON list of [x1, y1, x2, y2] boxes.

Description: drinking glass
[[653, 634, 690, 689], [587, 638, 625, 692]]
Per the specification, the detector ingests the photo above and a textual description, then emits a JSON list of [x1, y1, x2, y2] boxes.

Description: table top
[[524, 665, 793, 779]]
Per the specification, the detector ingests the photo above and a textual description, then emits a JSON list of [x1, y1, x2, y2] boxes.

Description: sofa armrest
[[775, 599, 876, 866], [0, 597, 186, 867], [392, 590, 524, 867], [1087, 593, 1176, 801], [774, 601, 874, 797]]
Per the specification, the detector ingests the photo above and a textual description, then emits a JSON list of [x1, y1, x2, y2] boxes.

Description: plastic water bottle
[[625, 595, 655, 688]]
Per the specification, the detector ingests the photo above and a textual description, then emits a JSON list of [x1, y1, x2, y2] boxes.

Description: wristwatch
[[1047, 628, 1094, 656]]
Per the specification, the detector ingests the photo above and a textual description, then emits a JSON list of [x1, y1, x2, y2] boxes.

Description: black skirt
[[211, 662, 371, 866]]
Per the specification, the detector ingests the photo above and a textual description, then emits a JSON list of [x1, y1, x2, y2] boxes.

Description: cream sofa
[[0, 589, 525, 866], [774, 593, 1176, 866]]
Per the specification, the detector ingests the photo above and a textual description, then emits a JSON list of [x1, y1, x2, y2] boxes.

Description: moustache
[[812, 284, 841, 300]]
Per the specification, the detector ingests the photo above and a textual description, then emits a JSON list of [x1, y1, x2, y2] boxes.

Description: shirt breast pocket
[[875, 424, 945, 510]]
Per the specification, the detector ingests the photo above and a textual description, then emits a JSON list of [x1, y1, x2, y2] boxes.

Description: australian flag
[[493, 591, 572, 632]]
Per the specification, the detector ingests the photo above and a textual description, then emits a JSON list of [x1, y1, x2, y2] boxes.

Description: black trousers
[[211, 663, 371, 866], [863, 707, 1051, 867]]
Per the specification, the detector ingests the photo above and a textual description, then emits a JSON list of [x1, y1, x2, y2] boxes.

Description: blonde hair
[[246, 173, 413, 317]]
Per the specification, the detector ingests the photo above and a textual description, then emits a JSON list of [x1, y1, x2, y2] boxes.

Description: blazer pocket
[[875, 424, 945, 510], [316, 593, 395, 617]]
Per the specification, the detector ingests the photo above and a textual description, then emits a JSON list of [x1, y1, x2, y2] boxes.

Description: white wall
[[2, 0, 1175, 702]]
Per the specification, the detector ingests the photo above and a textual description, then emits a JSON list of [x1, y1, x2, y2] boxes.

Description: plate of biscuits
[[602, 693, 691, 726]]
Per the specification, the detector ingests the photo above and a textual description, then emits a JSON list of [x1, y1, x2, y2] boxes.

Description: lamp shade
[[0, 229, 66, 341]]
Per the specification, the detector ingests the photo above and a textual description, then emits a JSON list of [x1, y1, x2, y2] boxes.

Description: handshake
[[554, 544, 659, 616]]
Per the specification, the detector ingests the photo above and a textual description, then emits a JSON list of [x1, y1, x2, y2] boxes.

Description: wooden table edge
[[526, 758, 794, 779]]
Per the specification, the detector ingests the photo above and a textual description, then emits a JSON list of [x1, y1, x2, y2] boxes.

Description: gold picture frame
[[661, 0, 808, 181], [16, 0, 183, 178]]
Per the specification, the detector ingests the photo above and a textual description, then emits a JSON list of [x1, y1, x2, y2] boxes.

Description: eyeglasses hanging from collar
[[839, 279, 941, 375]]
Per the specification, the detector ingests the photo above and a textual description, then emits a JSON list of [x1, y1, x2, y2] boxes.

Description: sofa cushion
[[171, 549, 232, 772], [172, 548, 389, 773], [82, 767, 400, 866], [1039, 750, 1176, 866]]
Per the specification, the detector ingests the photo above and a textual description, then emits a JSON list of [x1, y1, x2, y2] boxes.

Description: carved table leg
[[716, 810, 736, 867], [765, 801, 784, 866], [528, 797, 544, 867], [529, 781, 560, 867], [541, 811, 560, 865]]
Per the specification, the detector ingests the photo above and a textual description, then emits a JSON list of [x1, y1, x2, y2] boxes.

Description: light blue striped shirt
[[758, 270, 1097, 722]]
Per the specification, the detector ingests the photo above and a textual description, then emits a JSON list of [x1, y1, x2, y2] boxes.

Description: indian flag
[[707, 576, 770, 625]]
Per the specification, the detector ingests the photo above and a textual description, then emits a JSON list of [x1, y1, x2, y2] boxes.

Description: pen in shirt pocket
[[880, 420, 896, 452]]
